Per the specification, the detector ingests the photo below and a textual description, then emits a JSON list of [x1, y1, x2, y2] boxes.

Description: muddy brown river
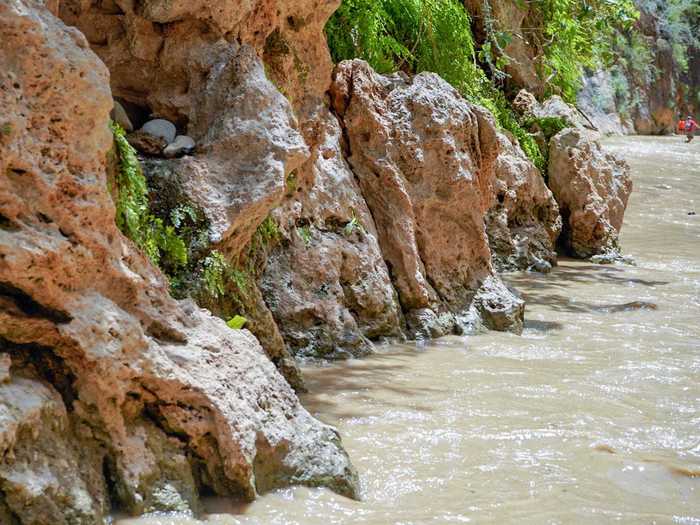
[[120, 137, 700, 524]]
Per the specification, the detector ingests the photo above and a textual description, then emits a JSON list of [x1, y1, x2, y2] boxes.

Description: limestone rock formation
[[331, 60, 524, 336], [514, 90, 591, 130], [261, 109, 404, 358], [183, 43, 309, 257], [578, 5, 684, 136], [548, 129, 633, 258], [0, 3, 358, 522], [59, 0, 340, 122], [486, 133, 561, 272]]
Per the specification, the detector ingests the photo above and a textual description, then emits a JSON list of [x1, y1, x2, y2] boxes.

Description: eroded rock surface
[[59, 0, 340, 122], [183, 42, 309, 257], [548, 129, 633, 258], [0, 3, 358, 522], [487, 133, 561, 272], [261, 109, 404, 358], [331, 60, 524, 336]]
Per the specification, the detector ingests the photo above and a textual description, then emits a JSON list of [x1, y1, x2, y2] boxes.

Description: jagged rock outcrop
[[486, 133, 561, 272], [514, 90, 591, 130], [331, 60, 525, 336], [0, 2, 358, 522], [59, 0, 339, 123], [548, 129, 633, 258], [180, 43, 309, 258], [261, 109, 404, 358]]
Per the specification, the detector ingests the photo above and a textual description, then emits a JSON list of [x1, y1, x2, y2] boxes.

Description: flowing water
[[120, 136, 700, 524]]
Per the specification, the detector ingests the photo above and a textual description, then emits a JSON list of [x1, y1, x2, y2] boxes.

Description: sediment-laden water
[[120, 137, 700, 524]]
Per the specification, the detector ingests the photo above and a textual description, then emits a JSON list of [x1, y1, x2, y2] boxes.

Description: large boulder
[[486, 133, 561, 272], [182, 43, 309, 257], [132, 42, 309, 388], [548, 129, 633, 258], [331, 60, 524, 336], [261, 109, 404, 359], [0, 2, 358, 522]]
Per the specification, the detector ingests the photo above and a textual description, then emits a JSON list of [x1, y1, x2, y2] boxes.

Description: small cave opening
[[112, 98, 151, 131], [1, 338, 78, 410]]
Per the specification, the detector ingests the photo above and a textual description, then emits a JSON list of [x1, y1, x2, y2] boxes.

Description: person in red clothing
[[684, 115, 698, 143]]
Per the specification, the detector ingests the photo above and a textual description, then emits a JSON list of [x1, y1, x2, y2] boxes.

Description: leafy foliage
[[326, 0, 486, 98], [528, 0, 639, 102], [326, 0, 546, 167], [343, 211, 365, 237], [110, 122, 187, 270], [201, 250, 229, 299], [522, 116, 569, 141], [226, 315, 248, 330], [297, 225, 313, 246]]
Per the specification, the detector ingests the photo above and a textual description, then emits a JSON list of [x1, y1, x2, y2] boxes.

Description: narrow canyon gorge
[[0, 0, 697, 523]]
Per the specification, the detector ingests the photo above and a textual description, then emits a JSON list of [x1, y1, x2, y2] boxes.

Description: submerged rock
[[548, 128, 633, 258], [472, 276, 525, 334], [331, 59, 523, 335], [0, 3, 358, 523]]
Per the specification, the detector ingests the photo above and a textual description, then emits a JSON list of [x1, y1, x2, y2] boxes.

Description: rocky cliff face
[[548, 129, 633, 258], [331, 61, 525, 336], [578, 3, 692, 136], [1, 0, 637, 521], [464, 0, 545, 98], [0, 2, 358, 522]]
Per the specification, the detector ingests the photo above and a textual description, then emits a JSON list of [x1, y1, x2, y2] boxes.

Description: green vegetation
[[110, 122, 188, 270], [109, 125, 284, 333], [343, 211, 365, 237], [0, 122, 11, 136], [605, 0, 700, 113], [252, 216, 281, 251], [286, 170, 298, 195], [201, 250, 229, 299], [325, 0, 645, 170], [327, 0, 486, 99], [530, 0, 638, 102], [522, 116, 569, 142], [520, 116, 569, 171], [226, 315, 248, 330], [297, 225, 313, 246]]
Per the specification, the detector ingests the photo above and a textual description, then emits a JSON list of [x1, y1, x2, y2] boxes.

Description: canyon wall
[[0, 0, 636, 521], [578, 2, 699, 136], [0, 1, 358, 522]]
